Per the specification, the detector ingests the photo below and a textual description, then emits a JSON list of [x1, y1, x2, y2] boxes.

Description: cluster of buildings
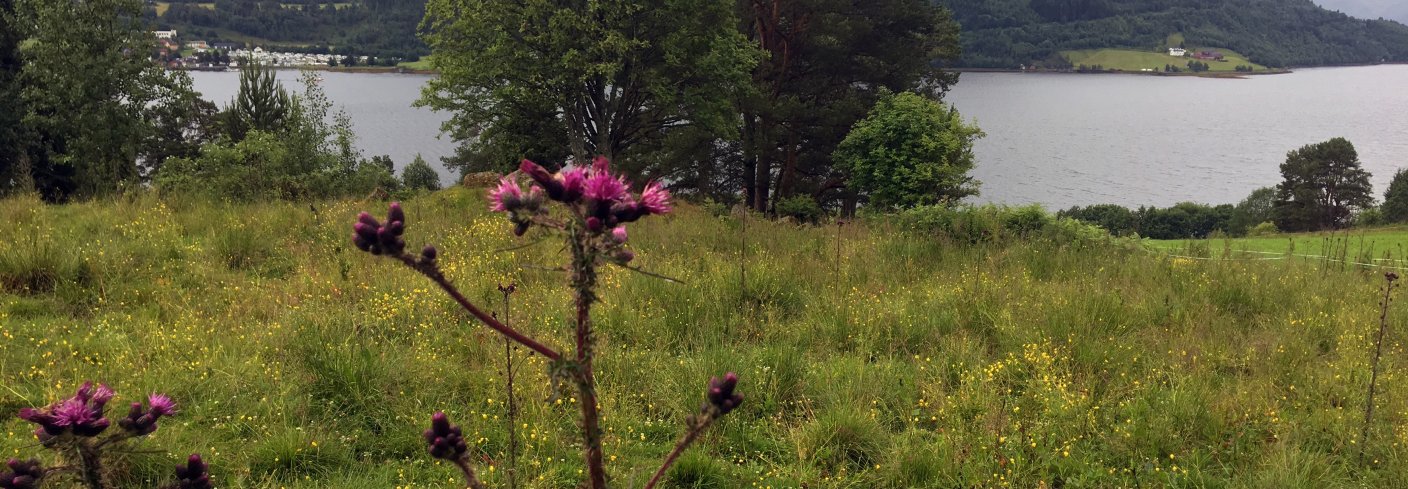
[[1167, 47, 1227, 60], [150, 30, 365, 70]]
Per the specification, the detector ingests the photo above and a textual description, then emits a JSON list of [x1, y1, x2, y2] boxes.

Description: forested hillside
[[146, 0, 427, 60], [939, 0, 1408, 68], [146, 0, 1408, 69]]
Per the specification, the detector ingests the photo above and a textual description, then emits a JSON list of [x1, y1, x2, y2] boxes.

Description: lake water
[[191, 65, 1408, 209]]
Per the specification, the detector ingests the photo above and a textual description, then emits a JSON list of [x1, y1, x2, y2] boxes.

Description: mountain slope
[[940, 0, 1408, 68], [147, 0, 427, 59]]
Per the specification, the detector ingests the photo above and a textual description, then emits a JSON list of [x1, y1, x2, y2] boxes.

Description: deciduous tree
[[833, 91, 982, 209], [737, 0, 962, 212], [417, 0, 758, 175], [16, 0, 195, 200]]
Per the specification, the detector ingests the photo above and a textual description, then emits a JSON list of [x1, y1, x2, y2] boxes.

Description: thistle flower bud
[[513, 221, 531, 237], [613, 249, 635, 265], [0, 458, 43, 489], [705, 372, 743, 416], [586, 216, 603, 233], [520, 160, 566, 201], [118, 394, 176, 437], [423, 411, 470, 461], [387, 202, 406, 226], [352, 204, 412, 256], [172, 454, 212, 489], [421, 245, 438, 263], [611, 226, 628, 244]]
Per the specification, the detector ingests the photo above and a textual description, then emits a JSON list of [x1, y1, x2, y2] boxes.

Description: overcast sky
[[1315, 0, 1408, 24]]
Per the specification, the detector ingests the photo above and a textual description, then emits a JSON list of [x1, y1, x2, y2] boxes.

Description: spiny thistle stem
[[77, 441, 104, 489], [570, 229, 607, 489], [498, 283, 520, 489], [453, 458, 487, 489], [643, 416, 715, 489], [1360, 271, 1398, 464], [395, 255, 561, 361]]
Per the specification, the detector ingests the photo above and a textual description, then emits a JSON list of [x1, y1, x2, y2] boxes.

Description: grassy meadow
[[1150, 228, 1408, 267], [1063, 48, 1267, 73], [5, 188, 1408, 487]]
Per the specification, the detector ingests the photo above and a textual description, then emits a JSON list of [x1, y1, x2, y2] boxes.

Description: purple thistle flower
[[706, 372, 743, 416], [19, 381, 115, 437], [172, 454, 212, 489], [611, 227, 627, 244], [423, 411, 469, 461], [149, 394, 177, 416], [592, 155, 610, 172], [640, 181, 672, 215], [584, 173, 629, 204], [586, 216, 603, 233], [0, 458, 43, 489], [51, 399, 89, 427], [560, 167, 587, 203], [488, 176, 524, 213]]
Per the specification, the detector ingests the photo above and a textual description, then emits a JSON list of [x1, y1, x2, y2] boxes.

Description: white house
[[153, 30, 177, 39], [1168, 47, 1187, 57]]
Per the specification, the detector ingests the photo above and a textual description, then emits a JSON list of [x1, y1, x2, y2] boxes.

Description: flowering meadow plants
[[5, 191, 1408, 487], [353, 157, 739, 488]]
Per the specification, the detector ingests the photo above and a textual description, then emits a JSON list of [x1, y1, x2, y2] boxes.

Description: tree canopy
[[14, 0, 196, 200], [1272, 138, 1374, 232], [417, 0, 758, 176], [833, 92, 982, 209]]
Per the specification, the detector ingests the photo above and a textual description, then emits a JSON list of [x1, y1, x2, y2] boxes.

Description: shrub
[[1249, 221, 1279, 237], [834, 91, 983, 209], [401, 154, 442, 192], [775, 195, 824, 224], [1059, 204, 1137, 236]]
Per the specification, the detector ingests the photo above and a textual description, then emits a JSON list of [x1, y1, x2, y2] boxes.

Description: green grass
[[154, 1, 170, 16], [1063, 47, 1268, 73], [1151, 227, 1408, 267], [397, 56, 434, 71], [5, 189, 1408, 487]]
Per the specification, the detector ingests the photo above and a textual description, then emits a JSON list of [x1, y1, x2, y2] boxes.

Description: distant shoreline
[[177, 65, 438, 75], [952, 67, 1294, 78]]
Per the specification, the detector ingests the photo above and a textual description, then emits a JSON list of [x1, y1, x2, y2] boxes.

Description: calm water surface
[[193, 66, 1408, 208]]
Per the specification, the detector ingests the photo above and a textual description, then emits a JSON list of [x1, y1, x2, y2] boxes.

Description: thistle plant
[[12, 382, 196, 489], [353, 157, 741, 488]]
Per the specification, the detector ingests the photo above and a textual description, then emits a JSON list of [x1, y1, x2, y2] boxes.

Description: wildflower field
[[3, 188, 1408, 488]]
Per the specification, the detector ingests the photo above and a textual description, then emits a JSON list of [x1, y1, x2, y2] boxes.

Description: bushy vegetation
[[6, 190, 1408, 487], [154, 68, 399, 201], [834, 92, 983, 210], [1060, 201, 1236, 239]]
